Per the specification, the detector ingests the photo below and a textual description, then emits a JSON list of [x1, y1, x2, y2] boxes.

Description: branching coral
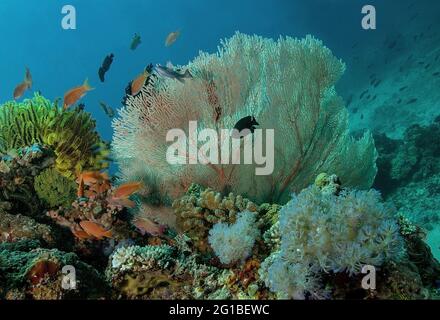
[[112, 32, 377, 204], [259, 185, 406, 299], [34, 168, 77, 208], [0, 93, 110, 179], [172, 184, 258, 252]]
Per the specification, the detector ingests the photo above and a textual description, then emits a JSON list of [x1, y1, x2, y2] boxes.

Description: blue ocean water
[[1, 0, 437, 143]]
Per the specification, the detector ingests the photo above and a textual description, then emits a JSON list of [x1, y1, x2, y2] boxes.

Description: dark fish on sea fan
[[154, 63, 192, 83], [232, 115, 259, 139]]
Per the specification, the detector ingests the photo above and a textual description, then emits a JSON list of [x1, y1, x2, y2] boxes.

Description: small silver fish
[[153, 63, 192, 83]]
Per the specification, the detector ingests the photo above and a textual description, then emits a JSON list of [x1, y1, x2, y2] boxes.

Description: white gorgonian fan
[[112, 32, 377, 204]]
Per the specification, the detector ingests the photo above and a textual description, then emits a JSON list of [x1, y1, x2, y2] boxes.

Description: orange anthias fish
[[63, 78, 94, 109], [72, 228, 93, 240], [108, 197, 136, 208], [133, 217, 165, 236], [79, 221, 112, 240], [130, 71, 149, 96], [77, 177, 85, 198], [165, 30, 180, 47], [77, 171, 109, 185], [13, 67, 32, 100], [113, 182, 143, 199]]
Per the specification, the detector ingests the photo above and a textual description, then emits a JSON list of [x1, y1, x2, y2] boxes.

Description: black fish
[[98, 53, 114, 82], [360, 90, 368, 99], [374, 79, 381, 88], [399, 86, 408, 91], [232, 116, 259, 139], [407, 98, 418, 105], [433, 72, 440, 76]]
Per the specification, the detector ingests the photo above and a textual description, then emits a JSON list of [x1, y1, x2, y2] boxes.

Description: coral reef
[[374, 119, 440, 258], [0, 209, 54, 245], [47, 173, 136, 242], [0, 240, 109, 299], [113, 32, 377, 204], [0, 93, 110, 179], [172, 183, 259, 253], [0, 144, 54, 217], [1, 33, 439, 301]]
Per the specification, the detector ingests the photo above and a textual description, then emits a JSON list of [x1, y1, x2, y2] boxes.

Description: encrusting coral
[[112, 32, 377, 204], [0, 93, 110, 179]]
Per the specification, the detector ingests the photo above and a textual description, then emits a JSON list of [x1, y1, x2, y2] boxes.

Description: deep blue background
[[0, 0, 438, 142]]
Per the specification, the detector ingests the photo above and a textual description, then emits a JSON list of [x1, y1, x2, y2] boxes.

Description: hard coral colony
[[0, 30, 439, 302]]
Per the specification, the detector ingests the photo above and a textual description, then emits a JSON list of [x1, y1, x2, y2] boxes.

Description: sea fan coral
[[260, 185, 406, 299], [112, 32, 377, 204], [0, 93, 110, 179], [208, 211, 259, 265]]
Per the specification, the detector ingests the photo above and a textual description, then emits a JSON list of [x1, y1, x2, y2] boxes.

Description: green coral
[[0, 93, 110, 179], [34, 168, 76, 208]]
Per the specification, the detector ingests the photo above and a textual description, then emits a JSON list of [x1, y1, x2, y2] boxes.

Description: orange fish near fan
[[63, 78, 94, 109], [13, 67, 32, 100], [79, 221, 112, 240], [77, 171, 109, 185], [113, 182, 143, 199], [130, 71, 149, 96]]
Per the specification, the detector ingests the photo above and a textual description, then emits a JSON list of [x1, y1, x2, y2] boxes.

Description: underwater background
[[1, 0, 440, 300]]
